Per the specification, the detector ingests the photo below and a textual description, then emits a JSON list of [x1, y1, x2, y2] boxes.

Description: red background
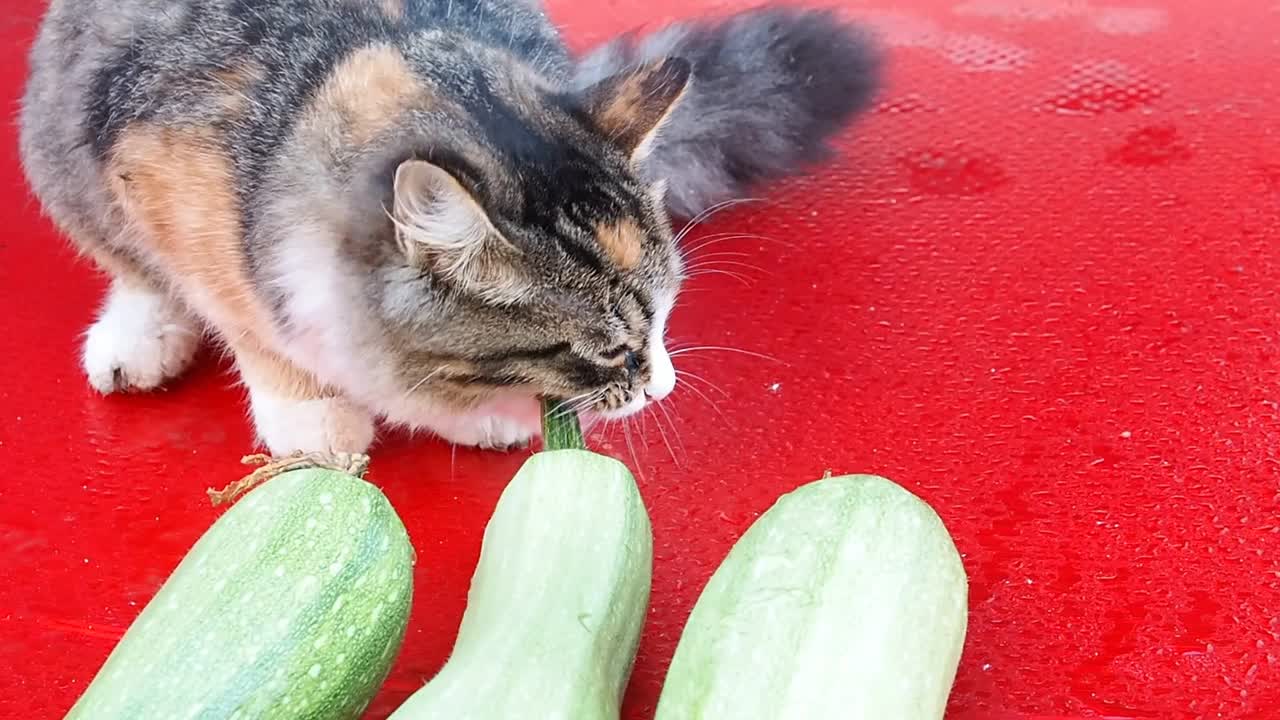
[[3, 0, 1279, 718]]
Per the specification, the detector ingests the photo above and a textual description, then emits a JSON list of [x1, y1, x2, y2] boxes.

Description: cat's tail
[[572, 5, 883, 218]]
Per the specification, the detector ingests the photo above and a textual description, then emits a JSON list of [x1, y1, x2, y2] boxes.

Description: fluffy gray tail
[[572, 5, 883, 218]]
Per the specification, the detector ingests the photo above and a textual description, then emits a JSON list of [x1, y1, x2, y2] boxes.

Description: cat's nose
[[644, 345, 676, 400]]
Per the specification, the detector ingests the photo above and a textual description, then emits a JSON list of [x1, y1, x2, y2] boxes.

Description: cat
[[18, 0, 881, 455]]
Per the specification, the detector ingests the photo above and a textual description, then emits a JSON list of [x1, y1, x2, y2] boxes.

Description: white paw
[[428, 411, 540, 450], [82, 283, 201, 393], [248, 391, 376, 455]]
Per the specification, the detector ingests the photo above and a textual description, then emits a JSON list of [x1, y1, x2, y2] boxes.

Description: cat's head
[[376, 57, 692, 419]]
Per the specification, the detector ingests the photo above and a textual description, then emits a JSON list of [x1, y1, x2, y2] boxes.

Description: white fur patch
[[424, 411, 540, 450], [646, 343, 676, 400], [644, 291, 677, 400], [82, 281, 201, 393], [246, 389, 376, 455], [409, 393, 540, 449]]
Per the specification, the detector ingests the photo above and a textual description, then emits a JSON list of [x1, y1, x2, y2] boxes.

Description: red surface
[[3, 1, 1280, 718]]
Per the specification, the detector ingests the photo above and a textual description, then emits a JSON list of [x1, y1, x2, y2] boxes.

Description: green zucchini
[[65, 454, 415, 720], [388, 400, 652, 720], [654, 473, 968, 720]]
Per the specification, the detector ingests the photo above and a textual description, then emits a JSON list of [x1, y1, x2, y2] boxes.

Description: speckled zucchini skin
[[387, 449, 653, 720], [654, 474, 968, 720], [65, 467, 415, 720]]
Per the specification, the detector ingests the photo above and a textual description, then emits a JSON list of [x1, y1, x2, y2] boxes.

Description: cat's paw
[[428, 412, 540, 450], [249, 392, 377, 455], [82, 283, 201, 393]]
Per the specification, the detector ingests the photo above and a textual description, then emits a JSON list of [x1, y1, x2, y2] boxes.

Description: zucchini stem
[[207, 451, 371, 506], [540, 396, 587, 451]]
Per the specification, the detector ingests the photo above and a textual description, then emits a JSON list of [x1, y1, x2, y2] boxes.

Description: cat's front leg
[[233, 342, 376, 455], [83, 278, 202, 393]]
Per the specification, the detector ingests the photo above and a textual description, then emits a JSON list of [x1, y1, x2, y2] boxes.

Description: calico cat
[[18, 0, 880, 455]]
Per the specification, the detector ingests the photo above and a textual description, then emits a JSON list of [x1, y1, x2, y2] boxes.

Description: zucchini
[[654, 473, 968, 720], [388, 399, 652, 720], [65, 453, 415, 720]]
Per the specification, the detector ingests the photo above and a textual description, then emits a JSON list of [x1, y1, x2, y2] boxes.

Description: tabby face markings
[[375, 55, 690, 418]]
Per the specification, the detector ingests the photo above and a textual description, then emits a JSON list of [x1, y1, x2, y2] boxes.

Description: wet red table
[[3, 0, 1279, 718]]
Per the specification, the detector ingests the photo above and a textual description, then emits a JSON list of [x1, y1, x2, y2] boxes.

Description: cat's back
[[19, 0, 565, 237], [21, 0, 563, 149], [25, 0, 562, 114]]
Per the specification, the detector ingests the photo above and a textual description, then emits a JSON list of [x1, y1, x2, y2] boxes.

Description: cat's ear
[[391, 159, 527, 303], [581, 57, 691, 162]]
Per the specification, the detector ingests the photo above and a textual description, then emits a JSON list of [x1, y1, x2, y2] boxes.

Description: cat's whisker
[[406, 366, 449, 395], [566, 395, 603, 416], [668, 369, 732, 421], [686, 268, 753, 285], [673, 201, 740, 244], [661, 393, 687, 424], [683, 232, 789, 255], [670, 345, 787, 365], [651, 400, 684, 465], [684, 259, 766, 274], [649, 407, 677, 465], [681, 253, 756, 273], [579, 412, 603, 441], [556, 388, 604, 416], [675, 368, 731, 398], [564, 401, 600, 423], [556, 389, 591, 408], [672, 197, 765, 245], [673, 380, 731, 426], [635, 401, 652, 451], [621, 416, 640, 477], [684, 250, 753, 261]]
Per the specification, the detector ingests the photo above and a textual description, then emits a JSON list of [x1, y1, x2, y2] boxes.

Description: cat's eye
[[624, 351, 641, 375]]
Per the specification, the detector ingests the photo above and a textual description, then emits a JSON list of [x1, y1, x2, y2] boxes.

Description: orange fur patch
[[107, 130, 264, 344], [303, 44, 425, 148], [232, 339, 335, 400], [589, 61, 689, 156], [107, 123, 339, 401], [597, 219, 645, 269], [596, 80, 647, 139]]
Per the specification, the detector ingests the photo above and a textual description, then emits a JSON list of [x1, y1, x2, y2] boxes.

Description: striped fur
[[18, 0, 880, 453]]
